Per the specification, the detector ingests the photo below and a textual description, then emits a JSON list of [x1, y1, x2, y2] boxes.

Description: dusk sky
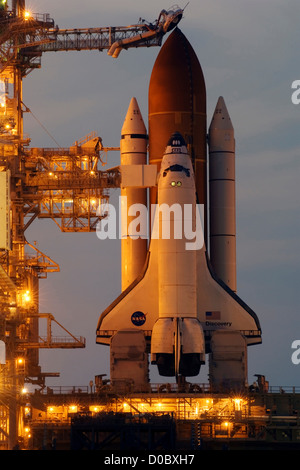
[[24, 0, 300, 388]]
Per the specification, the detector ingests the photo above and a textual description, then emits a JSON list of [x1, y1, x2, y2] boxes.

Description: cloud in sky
[[23, 0, 300, 387]]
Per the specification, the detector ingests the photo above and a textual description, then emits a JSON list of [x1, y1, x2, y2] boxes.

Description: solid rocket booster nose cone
[[209, 96, 233, 132], [208, 96, 234, 154], [121, 96, 147, 136]]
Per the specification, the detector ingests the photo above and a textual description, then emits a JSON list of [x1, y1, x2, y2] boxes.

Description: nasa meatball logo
[[131, 311, 146, 326]]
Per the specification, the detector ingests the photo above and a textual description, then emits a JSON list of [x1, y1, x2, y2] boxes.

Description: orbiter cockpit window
[[163, 164, 190, 177]]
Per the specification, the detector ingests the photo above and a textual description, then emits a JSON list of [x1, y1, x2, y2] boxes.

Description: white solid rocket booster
[[120, 97, 148, 290], [208, 96, 236, 292]]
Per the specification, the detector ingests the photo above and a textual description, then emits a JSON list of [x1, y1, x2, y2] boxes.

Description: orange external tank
[[148, 28, 207, 215]]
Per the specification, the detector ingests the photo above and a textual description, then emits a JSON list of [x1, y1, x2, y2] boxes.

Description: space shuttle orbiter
[[96, 132, 261, 378]]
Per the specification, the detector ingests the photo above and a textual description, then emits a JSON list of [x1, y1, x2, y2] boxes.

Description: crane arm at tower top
[[35, 25, 163, 55], [20, 6, 183, 58]]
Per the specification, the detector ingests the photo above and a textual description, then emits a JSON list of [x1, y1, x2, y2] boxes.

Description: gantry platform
[[14, 381, 300, 450]]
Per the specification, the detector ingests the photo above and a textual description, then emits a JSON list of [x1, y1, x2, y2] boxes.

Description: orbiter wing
[[96, 238, 159, 346], [96, 235, 261, 348]]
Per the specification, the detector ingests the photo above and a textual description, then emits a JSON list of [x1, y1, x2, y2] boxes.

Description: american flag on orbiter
[[205, 311, 221, 320]]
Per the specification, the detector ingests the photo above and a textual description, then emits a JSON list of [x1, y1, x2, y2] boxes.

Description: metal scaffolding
[[0, 0, 181, 449]]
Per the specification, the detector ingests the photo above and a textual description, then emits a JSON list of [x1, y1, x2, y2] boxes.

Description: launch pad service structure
[[96, 28, 262, 392]]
